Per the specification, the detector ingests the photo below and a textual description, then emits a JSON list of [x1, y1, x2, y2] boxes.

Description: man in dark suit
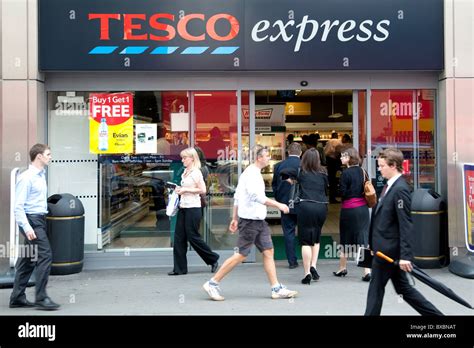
[[272, 142, 301, 268], [365, 148, 442, 316]]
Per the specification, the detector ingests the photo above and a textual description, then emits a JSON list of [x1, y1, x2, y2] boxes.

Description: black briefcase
[[356, 247, 374, 268]]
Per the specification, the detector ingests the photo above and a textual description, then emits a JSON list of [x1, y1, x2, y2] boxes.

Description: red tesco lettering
[[88, 13, 240, 42]]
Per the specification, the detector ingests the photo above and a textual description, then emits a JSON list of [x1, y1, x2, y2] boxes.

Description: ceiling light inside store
[[194, 93, 213, 97], [328, 92, 343, 119]]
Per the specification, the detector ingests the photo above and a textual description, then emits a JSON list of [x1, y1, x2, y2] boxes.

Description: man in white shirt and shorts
[[203, 145, 298, 300]]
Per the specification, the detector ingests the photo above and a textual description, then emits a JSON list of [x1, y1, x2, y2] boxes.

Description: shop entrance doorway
[[253, 90, 365, 263]]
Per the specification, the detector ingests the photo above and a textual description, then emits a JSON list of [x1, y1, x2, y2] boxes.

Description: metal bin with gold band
[[46, 193, 85, 275], [411, 189, 449, 269]]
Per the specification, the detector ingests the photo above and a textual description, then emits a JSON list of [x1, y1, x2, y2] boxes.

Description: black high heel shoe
[[310, 267, 320, 280], [333, 269, 348, 277], [301, 274, 312, 285], [362, 273, 371, 282]]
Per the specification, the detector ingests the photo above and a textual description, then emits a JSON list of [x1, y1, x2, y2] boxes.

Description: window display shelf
[[111, 196, 129, 206], [110, 199, 150, 224], [112, 187, 130, 195]]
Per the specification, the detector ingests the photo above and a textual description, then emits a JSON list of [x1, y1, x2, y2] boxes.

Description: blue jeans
[[281, 213, 298, 266]]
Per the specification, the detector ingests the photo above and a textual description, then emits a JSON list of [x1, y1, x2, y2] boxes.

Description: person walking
[[333, 147, 371, 281], [284, 148, 329, 285], [10, 143, 60, 310], [168, 147, 219, 275], [364, 148, 442, 315], [272, 142, 301, 269], [202, 145, 298, 301], [324, 132, 342, 203]]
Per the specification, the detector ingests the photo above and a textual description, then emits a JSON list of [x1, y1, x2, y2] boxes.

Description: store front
[[38, 0, 443, 267]]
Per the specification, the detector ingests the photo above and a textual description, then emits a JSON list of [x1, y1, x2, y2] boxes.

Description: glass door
[[193, 91, 247, 251]]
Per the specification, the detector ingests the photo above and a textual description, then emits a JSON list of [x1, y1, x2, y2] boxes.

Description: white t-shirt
[[179, 168, 204, 208], [233, 164, 267, 220]]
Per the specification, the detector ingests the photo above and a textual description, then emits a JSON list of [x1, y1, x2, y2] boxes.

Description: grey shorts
[[237, 218, 274, 256]]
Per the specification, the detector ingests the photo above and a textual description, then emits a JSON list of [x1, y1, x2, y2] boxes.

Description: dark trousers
[[326, 156, 340, 201], [364, 259, 443, 316], [173, 207, 219, 274], [281, 213, 298, 266], [10, 215, 52, 302]]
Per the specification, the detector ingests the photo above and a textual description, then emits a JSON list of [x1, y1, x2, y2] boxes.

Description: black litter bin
[[411, 189, 449, 269], [46, 193, 85, 275]]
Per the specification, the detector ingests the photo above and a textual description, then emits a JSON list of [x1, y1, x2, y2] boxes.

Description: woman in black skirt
[[286, 148, 328, 285], [334, 147, 371, 281]]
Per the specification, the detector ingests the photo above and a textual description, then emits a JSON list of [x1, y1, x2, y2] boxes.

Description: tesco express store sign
[[39, 0, 443, 71]]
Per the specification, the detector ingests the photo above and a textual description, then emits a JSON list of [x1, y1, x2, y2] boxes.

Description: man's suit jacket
[[369, 176, 414, 261], [272, 156, 300, 204]]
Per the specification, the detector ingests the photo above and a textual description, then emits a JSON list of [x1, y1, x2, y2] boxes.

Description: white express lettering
[[269, 19, 295, 42], [374, 20, 390, 41], [295, 16, 319, 51], [251, 20, 271, 41], [251, 17, 391, 52], [320, 19, 339, 41], [337, 20, 356, 42], [356, 20, 373, 41]]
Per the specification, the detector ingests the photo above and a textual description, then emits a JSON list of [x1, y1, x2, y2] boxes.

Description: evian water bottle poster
[[463, 164, 474, 252], [89, 93, 133, 154]]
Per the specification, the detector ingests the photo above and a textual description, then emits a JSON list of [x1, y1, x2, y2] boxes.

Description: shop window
[[370, 90, 436, 190], [193, 91, 241, 250]]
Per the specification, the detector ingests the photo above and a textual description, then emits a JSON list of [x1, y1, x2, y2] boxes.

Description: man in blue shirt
[[10, 143, 60, 310]]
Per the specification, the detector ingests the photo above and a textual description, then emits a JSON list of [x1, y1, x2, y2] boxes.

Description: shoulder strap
[[361, 167, 369, 182]]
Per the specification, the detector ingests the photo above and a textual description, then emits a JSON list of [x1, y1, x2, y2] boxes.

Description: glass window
[[416, 90, 436, 190], [370, 89, 436, 190], [99, 91, 190, 249], [193, 91, 240, 250]]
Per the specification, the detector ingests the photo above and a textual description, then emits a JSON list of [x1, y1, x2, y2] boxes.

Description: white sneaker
[[203, 281, 225, 301], [271, 284, 298, 299]]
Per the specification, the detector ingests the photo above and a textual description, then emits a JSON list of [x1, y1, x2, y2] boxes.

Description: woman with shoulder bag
[[168, 147, 219, 275], [285, 148, 329, 285], [334, 147, 371, 281]]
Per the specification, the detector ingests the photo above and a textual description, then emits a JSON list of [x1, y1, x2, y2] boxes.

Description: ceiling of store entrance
[[255, 89, 354, 124], [255, 90, 353, 97]]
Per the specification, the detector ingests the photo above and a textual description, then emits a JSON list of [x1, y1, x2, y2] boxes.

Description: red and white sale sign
[[89, 92, 134, 154]]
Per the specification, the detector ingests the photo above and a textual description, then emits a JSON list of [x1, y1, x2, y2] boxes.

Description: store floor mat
[[272, 235, 337, 260], [120, 227, 171, 238]]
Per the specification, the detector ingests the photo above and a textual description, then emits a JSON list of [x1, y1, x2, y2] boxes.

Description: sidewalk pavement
[[1, 260, 473, 315]]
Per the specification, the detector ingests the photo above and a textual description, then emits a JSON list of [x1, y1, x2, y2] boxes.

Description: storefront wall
[[5, 0, 471, 272], [440, 0, 474, 252], [0, 0, 46, 274]]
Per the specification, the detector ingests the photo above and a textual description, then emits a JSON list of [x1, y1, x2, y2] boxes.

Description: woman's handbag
[[361, 167, 377, 208], [166, 190, 180, 217]]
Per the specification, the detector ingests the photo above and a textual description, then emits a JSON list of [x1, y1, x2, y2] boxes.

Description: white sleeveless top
[[179, 168, 204, 208]]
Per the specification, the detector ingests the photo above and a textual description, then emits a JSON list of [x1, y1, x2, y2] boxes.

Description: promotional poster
[[89, 92, 134, 154], [463, 163, 474, 252]]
